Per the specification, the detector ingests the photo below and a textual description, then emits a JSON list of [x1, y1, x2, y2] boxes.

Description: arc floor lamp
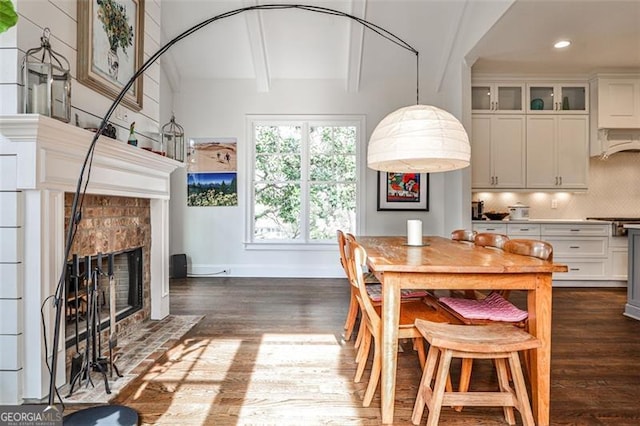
[[51, 4, 470, 424]]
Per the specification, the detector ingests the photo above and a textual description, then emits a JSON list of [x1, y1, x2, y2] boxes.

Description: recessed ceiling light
[[554, 40, 571, 49]]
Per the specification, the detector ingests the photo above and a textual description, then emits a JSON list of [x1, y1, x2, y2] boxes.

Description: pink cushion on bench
[[439, 292, 529, 322], [365, 284, 429, 303]]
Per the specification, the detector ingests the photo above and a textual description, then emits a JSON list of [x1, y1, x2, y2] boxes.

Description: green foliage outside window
[[253, 122, 358, 242]]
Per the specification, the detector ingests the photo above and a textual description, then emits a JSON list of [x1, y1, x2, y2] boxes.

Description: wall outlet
[[115, 106, 127, 121], [551, 199, 558, 209]]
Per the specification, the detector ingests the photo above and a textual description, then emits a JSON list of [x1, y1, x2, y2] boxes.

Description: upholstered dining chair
[[345, 235, 460, 407]]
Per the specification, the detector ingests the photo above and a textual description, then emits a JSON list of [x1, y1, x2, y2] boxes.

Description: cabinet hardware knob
[[570, 229, 580, 232], [569, 246, 580, 249], [570, 268, 580, 271]]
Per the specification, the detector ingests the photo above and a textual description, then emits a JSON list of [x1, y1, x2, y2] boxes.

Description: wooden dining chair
[[345, 236, 460, 407], [435, 238, 553, 412], [448, 229, 478, 299], [411, 319, 540, 426], [337, 230, 431, 343], [475, 232, 510, 250], [450, 229, 477, 243]]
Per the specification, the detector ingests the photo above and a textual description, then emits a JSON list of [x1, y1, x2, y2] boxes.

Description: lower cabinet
[[541, 223, 611, 281], [473, 221, 624, 284], [541, 223, 609, 281]]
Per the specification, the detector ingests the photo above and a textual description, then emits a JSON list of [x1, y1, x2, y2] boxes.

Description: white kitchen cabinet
[[506, 223, 541, 238], [472, 82, 525, 113], [541, 223, 609, 281], [592, 77, 640, 128], [471, 221, 626, 285], [526, 115, 589, 189], [527, 83, 588, 114], [472, 223, 507, 234], [471, 115, 526, 189]]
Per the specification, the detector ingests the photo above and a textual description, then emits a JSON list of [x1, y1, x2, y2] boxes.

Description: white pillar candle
[[31, 83, 48, 115], [407, 219, 423, 246]]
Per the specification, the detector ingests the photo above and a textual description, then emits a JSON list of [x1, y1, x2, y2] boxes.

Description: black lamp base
[[63, 405, 139, 426]]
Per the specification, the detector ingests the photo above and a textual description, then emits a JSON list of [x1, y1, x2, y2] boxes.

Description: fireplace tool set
[[67, 253, 122, 397]]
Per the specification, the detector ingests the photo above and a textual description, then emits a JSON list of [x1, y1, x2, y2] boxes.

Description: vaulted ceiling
[[159, 0, 640, 92]]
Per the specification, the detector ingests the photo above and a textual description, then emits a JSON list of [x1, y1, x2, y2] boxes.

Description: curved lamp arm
[[48, 3, 420, 407]]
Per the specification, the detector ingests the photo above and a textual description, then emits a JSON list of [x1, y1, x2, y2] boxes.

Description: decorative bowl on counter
[[484, 211, 510, 221]]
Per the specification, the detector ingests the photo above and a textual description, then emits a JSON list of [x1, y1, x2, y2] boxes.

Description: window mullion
[[300, 122, 310, 242]]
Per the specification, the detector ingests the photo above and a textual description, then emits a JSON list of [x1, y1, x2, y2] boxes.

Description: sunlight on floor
[[140, 337, 242, 425], [127, 332, 362, 425], [236, 333, 361, 422]]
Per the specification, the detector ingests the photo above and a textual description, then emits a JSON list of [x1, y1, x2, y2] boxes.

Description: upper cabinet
[[471, 82, 525, 114], [471, 115, 526, 189], [471, 77, 590, 191], [592, 76, 640, 128], [526, 115, 589, 190], [526, 83, 588, 114]]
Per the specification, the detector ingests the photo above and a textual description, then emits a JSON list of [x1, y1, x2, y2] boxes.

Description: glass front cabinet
[[527, 83, 588, 113], [471, 82, 525, 114]]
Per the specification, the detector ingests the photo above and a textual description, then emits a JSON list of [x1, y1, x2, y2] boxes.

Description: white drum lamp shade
[[367, 105, 470, 173]]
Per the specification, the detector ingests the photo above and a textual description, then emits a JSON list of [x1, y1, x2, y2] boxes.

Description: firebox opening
[[64, 247, 143, 349]]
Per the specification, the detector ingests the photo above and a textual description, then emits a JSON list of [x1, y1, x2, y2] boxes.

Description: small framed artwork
[[186, 138, 238, 207], [377, 172, 429, 211], [77, 0, 145, 111]]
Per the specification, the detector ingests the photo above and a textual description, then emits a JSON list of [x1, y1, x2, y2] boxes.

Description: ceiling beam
[[435, 0, 470, 93], [346, 0, 366, 93], [244, 0, 270, 92]]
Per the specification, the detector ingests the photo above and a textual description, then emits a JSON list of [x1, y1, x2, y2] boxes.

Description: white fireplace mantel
[[0, 114, 182, 404]]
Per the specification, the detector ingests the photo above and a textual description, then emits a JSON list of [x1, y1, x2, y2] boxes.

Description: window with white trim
[[248, 116, 362, 243]]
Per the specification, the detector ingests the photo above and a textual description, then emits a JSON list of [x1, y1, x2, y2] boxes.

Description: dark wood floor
[[103, 278, 640, 425]]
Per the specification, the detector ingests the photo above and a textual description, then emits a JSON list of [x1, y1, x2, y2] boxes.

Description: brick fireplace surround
[[64, 193, 152, 356], [0, 115, 182, 404]]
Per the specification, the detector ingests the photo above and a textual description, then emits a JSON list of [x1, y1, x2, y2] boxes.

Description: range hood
[[592, 128, 640, 158], [589, 75, 640, 158]]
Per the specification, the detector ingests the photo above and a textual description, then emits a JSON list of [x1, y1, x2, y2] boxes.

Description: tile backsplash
[[473, 151, 640, 219]]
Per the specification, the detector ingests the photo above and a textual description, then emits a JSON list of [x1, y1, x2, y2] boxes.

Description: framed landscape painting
[[77, 0, 145, 110], [186, 138, 238, 207], [377, 172, 429, 211]]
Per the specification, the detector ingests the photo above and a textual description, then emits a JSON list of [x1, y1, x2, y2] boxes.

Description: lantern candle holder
[[21, 28, 71, 123], [162, 114, 185, 161]]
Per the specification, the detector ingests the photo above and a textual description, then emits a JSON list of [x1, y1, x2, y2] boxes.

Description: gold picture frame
[[77, 0, 144, 111]]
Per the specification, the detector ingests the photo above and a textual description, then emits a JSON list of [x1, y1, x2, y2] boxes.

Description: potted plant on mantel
[[0, 0, 18, 34]]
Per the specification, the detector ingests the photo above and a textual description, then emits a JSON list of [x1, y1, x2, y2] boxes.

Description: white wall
[[168, 76, 469, 277]]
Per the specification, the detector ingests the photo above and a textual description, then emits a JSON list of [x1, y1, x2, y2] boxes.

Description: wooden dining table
[[356, 235, 568, 425]]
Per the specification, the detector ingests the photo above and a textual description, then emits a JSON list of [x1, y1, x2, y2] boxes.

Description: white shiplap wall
[[0, 0, 162, 145]]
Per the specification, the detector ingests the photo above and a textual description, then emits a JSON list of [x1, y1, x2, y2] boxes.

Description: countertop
[[472, 219, 612, 224]]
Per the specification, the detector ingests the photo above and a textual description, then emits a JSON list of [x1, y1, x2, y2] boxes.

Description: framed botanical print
[[377, 172, 429, 211], [77, 0, 145, 111]]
